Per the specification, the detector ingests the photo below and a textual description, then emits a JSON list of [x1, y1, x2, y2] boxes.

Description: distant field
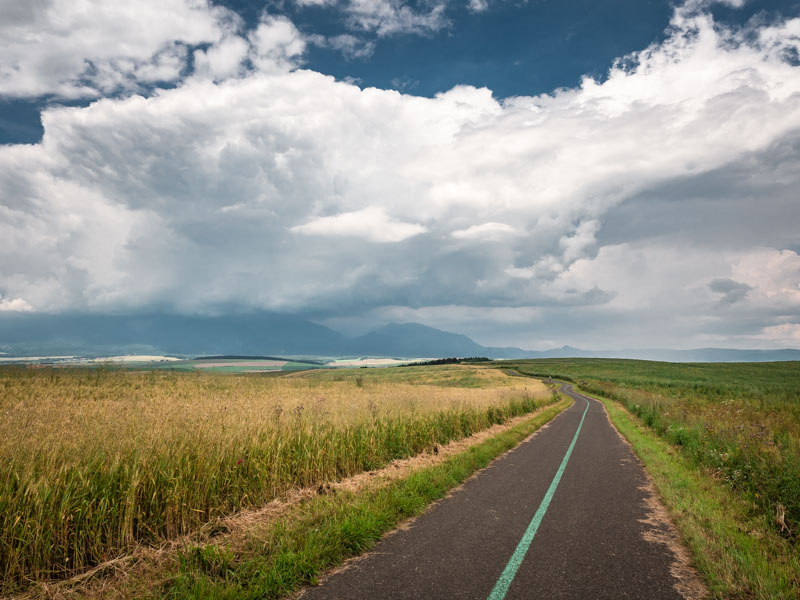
[[143, 357, 324, 373], [0, 355, 431, 372], [0, 364, 553, 594], [140, 356, 428, 372], [500, 358, 800, 540], [291, 363, 527, 388]]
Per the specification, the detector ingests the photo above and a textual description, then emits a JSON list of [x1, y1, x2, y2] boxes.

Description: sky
[[1, 0, 799, 351]]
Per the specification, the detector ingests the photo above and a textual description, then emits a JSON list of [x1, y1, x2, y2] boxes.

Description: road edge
[[587, 388, 800, 599], [585, 387, 709, 600]]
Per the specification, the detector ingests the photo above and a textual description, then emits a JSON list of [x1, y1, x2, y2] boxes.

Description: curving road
[[299, 384, 700, 600]]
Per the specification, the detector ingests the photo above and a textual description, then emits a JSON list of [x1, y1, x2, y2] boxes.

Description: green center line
[[487, 391, 590, 600]]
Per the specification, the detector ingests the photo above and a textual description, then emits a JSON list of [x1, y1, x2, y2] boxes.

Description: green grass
[[160, 399, 571, 600], [599, 392, 800, 598], [500, 358, 800, 411]]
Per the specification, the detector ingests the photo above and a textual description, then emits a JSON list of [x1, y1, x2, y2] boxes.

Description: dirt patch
[[599, 399, 709, 600], [17, 402, 565, 600], [638, 485, 709, 600]]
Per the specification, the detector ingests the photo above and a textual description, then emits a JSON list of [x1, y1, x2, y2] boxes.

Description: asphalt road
[[300, 384, 696, 600]]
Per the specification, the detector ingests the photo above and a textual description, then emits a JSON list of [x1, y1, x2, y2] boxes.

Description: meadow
[[0, 364, 553, 594], [500, 359, 800, 540]]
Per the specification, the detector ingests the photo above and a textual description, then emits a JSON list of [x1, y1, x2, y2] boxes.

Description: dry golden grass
[[0, 365, 550, 594], [3, 365, 546, 461]]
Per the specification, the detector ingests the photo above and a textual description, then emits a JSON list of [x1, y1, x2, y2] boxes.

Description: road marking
[[487, 392, 590, 600]]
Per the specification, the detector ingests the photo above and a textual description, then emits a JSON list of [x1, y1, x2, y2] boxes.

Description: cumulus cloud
[[292, 207, 427, 242], [193, 36, 250, 81], [0, 296, 33, 312], [451, 222, 517, 241], [0, 0, 236, 98], [247, 15, 307, 73], [0, 1, 314, 98], [731, 249, 800, 305], [758, 324, 800, 346], [2, 2, 800, 348]]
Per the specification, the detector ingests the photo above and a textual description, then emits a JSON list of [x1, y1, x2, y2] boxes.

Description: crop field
[[501, 359, 800, 541], [0, 364, 553, 594], [144, 357, 325, 373]]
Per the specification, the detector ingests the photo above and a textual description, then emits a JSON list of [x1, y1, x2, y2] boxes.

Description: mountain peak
[[349, 322, 485, 357]]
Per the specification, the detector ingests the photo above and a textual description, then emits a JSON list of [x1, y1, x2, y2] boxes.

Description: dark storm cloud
[[597, 130, 800, 252], [709, 278, 753, 304]]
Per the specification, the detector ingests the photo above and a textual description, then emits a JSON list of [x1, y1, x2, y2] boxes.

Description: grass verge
[[161, 398, 571, 599], [597, 392, 800, 599]]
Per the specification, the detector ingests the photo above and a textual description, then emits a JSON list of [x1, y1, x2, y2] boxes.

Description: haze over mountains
[[1, 312, 799, 363]]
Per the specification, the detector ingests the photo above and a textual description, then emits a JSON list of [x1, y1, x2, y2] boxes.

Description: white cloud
[[247, 15, 307, 73], [467, 0, 491, 12], [731, 249, 800, 305], [345, 0, 450, 36], [559, 220, 599, 263], [292, 207, 427, 242], [306, 33, 377, 60], [2, 3, 800, 348], [0, 296, 33, 312], [757, 323, 800, 346], [0, 3, 311, 97], [0, 0, 235, 98], [292, 0, 450, 37], [193, 36, 250, 81], [540, 243, 719, 310], [687, 0, 746, 8], [452, 222, 517, 241]]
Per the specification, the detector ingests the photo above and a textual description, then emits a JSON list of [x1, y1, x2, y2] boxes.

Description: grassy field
[[500, 358, 800, 596], [602, 394, 799, 598], [0, 364, 553, 595]]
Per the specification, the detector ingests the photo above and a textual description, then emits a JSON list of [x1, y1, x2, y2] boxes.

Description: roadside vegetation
[[501, 358, 800, 598], [0, 364, 554, 595], [164, 400, 568, 600]]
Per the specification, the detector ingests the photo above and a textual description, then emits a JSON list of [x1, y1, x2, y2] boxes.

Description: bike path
[[300, 385, 689, 599]]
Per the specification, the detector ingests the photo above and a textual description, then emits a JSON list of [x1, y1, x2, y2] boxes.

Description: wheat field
[[0, 364, 551, 593]]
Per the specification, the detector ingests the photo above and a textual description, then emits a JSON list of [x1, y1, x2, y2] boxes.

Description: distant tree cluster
[[401, 357, 490, 367]]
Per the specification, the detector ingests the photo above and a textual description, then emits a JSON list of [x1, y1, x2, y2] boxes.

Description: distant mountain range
[[348, 322, 526, 359], [0, 312, 346, 356], [0, 311, 798, 363]]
